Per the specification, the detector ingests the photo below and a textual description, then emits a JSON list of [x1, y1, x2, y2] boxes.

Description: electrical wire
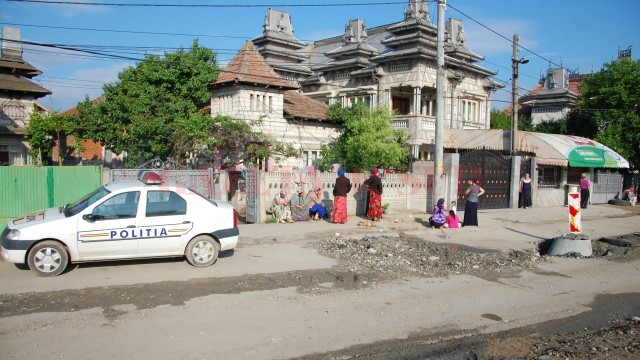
[[6, 0, 411, 8], [447, 3, 566, 71]]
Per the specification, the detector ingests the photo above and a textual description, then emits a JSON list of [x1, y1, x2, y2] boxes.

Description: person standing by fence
[[579, 173, 591, 209], [331, 169, 352, 224], [364, 168, 383, 221]]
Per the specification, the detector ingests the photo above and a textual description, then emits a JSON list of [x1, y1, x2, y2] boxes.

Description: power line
[[447, 3, 566, 71], [7, 0, 409, 8], [0, 22, 255, 41]]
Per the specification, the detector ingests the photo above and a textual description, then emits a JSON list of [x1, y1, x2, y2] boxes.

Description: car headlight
[[6, 229, 20, 240]]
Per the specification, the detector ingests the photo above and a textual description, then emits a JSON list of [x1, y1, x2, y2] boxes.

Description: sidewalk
[[238, 204, 640, 251]]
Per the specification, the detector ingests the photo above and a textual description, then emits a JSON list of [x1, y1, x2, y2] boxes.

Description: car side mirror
[[82, 214, 95, 222]]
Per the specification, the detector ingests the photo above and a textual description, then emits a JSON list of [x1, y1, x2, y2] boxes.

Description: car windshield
[[64, 187, 111, 217]]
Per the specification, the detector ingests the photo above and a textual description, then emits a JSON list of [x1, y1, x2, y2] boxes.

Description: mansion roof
[[251, 1, 496, 81]]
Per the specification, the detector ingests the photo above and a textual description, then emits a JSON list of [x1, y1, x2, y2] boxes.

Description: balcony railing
[[392, 115, 436, 143]]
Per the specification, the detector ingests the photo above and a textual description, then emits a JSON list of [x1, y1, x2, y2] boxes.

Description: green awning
[[567, 145, 628, 168]]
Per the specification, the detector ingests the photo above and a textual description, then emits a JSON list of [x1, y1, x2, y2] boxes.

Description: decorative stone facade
[[251, 0, 502, 161]]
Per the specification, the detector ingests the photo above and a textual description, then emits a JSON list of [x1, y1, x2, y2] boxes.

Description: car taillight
[[233, 209, 238, 228]]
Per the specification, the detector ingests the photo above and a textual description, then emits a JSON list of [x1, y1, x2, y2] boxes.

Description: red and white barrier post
[[568, 191, 581, 234]]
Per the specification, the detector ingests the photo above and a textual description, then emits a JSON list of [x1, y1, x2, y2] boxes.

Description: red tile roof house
[[503, 68, 589, 126], [54, 96, 110, 166]]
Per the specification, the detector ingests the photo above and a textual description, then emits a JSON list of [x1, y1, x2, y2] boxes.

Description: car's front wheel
[[185, 235, 220, 267], [27, 241, 69, 277]]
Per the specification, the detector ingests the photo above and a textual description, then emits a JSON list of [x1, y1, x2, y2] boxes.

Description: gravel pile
[[315, 232, 543, 279]]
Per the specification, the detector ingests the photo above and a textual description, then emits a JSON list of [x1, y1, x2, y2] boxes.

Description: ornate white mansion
[[210, 0, 502, 168]]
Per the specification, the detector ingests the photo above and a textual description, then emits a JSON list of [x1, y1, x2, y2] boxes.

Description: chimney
[[1, 26, 23, 59]]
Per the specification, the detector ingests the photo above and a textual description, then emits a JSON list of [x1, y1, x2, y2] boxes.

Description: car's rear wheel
[[27, 241, 69, 277], [185, 235, 220, 267]]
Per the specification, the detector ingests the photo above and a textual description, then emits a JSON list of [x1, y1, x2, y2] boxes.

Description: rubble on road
[[315, 233, 543, 279]]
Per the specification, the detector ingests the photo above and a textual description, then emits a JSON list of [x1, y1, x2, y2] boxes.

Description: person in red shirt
[[579, 173, 592, 209]]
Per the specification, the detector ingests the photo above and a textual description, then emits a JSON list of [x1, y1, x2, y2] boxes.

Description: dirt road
[[0, 207, 639, 359]]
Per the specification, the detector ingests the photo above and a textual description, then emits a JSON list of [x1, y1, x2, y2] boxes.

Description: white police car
[[1, 172, 239, 276]]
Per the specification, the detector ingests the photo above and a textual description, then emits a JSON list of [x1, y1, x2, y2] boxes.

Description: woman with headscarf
[[364, 168, 383, 221], [429, 198, 447, 228], [462, 178, 485, 227], [290, 188, 310, 222], [307, 186, 327, 220], [272, 190, 293, 223], [331, 169, 352, 224]]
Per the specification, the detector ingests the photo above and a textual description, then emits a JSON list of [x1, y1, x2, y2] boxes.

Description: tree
[[573, 58, 640, 169], [68, 40, 220, 167], [490, 109, 511, 129], [534, 119, 566, 134], [490, 109, 533, 131], [70, 40, 296, 168], [26, 112, 86, 165], [317, 103, 408, 172]]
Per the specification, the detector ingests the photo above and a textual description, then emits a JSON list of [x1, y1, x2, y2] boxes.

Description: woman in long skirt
[[462, 179, 485, 227], [365, 168, 383, 221], [519, 173, 533, 209], [331, 169, 352, 224]]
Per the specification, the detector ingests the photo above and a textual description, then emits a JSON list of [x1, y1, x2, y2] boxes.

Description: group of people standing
[[330, 167, 387, 224]]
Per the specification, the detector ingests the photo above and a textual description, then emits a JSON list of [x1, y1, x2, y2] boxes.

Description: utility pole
[[511, 34, 529, 154], [433, 0, 446, 208], [511, 34, 519, 154]]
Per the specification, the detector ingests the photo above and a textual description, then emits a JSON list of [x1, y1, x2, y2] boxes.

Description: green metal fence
[[0, 166, 103, 229]]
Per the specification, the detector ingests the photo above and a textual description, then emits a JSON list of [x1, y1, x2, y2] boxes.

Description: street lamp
[[511, 34, 528, 155]]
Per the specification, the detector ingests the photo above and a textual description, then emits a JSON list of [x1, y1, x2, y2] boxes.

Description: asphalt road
[[0, 205, 638, 359]]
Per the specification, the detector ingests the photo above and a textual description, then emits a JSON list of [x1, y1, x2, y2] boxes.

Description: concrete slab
[[547, 234, 593, 256]]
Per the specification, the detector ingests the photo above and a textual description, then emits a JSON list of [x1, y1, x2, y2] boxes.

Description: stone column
[[385, 89, 392, 110], [444, 152, 459, 206], [413, 86, 422, 114], [510, 155, 521, 208]]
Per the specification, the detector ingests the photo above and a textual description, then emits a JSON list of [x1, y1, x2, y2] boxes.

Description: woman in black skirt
[[462, 178, 485, 227]]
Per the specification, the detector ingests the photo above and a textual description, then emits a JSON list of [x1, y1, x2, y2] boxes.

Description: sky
[[2, 0, 639, 113]]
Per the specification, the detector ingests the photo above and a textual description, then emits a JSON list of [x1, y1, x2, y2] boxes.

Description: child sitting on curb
[[444, 209, 460, 229]]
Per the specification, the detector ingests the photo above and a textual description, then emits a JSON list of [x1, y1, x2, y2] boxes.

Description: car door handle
[[182, 221, 191, 224], [127, 225, 136, 228]]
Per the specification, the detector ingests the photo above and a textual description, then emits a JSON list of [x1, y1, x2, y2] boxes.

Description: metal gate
[[458, 149, 511, 210], [244, 169, 260, 223], [110, 158, 217, 199], [592, 171, 623, 204]]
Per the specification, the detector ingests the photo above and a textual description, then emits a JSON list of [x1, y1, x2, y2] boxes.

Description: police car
[[1, 172, 239, 277]]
